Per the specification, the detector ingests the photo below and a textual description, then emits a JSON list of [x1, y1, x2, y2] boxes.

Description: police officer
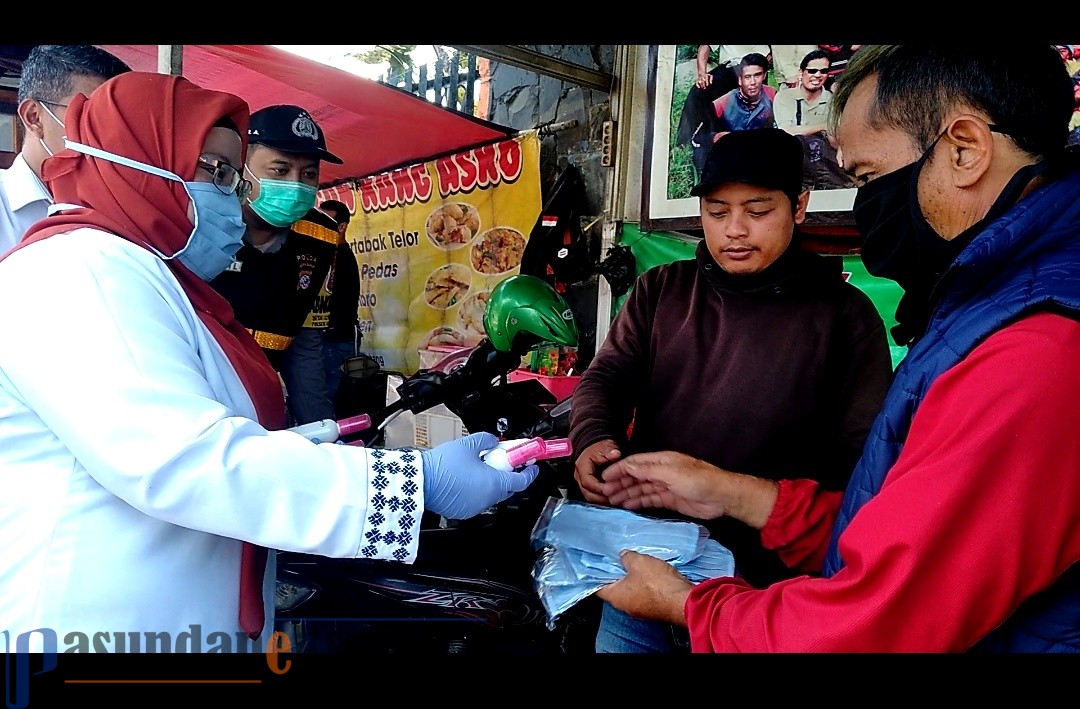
[[209, 105, 342, 424]]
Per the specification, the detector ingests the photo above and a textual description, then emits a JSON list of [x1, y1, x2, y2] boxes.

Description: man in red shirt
[[594, 44, 1080, 652]]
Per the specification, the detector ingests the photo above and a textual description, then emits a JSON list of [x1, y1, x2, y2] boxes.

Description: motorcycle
[[274, 275, 601, 654]]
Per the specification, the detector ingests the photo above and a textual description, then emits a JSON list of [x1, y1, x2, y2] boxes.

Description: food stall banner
[[615, 224, 908, 369], [317, 131, 541, 375]]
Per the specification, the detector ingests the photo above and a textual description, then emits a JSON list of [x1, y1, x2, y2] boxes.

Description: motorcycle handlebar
[[331, 338, 573, 445]]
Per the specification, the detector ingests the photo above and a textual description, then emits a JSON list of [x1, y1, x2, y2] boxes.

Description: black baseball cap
[[690, 128, 803, 200], [247, 104, 343, 164]]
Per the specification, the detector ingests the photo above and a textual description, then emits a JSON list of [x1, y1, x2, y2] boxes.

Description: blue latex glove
[[420, 432, 540, 520]]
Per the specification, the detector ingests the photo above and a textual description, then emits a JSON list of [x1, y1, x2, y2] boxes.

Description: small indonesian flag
[[541, 215, 559, 227]]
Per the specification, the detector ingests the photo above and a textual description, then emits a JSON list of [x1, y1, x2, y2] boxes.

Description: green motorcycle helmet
[[483, 274, 579, 354]]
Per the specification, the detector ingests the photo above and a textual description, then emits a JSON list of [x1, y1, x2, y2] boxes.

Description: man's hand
[[695, 71, 714, 90], [573, 439, 622, 504], [595, 550, 692, 626], [599, 450, 779, 529]]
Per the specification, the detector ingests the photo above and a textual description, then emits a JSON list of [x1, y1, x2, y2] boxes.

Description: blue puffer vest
[[822, 168, 1080, 652]]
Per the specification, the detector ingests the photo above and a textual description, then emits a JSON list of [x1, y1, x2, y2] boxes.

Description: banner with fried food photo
[[317, 131, 541, 375]]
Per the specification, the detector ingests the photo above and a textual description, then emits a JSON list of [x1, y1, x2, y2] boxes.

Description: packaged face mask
[[568, 549, 622, 583], [678, 539, 735, 582], [532, 547, 606, 630], [529, 497, 736, 627], [530, 496, 707, 563]]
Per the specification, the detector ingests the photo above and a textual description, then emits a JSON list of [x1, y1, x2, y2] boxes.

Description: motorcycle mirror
[[342, 353, 381, 380], [548, 395, 574, 420]]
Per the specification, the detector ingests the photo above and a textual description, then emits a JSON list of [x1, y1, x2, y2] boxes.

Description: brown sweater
[[569, 241, 893, 586]]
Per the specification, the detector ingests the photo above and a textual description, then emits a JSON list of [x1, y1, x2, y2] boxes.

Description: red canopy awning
[[98, 45, 515, 187]]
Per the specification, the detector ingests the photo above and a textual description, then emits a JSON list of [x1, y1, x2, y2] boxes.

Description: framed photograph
[[641, 44, 859, 232]]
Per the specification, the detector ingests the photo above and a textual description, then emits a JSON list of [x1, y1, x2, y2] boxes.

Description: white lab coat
[[0, 228, 423, 652]]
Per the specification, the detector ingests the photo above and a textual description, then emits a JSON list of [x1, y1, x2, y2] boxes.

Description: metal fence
[[379, 52, 480, 116]]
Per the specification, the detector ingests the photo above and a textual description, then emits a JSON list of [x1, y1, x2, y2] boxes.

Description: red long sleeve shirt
[[686, 312, 1080, 652]]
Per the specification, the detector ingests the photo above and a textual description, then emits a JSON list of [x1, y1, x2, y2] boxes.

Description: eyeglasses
[[197, 155, 252, 200], [31, 99, 69, 126], [803, 68, 830, 75], [34, 98, 69, 110]]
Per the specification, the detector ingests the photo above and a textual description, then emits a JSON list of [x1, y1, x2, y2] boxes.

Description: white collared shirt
[[0, 154, 52, 257], [773, 86, 833, 131]]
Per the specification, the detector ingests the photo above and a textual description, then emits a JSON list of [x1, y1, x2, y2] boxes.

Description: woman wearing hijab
[[0, 72, 537, 652]]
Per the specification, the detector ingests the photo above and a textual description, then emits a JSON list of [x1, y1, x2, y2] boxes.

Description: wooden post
[[157, 45, 183, 76]]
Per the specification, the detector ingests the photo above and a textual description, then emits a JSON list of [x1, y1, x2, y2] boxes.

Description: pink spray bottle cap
[[503, 438, 545, 469], [336, 414, 373, 438], [541, 438, 572, 458], [503, 437, 573, 468]]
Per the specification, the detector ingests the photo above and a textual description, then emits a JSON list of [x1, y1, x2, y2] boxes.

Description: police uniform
[[210, 207, 340, 369]]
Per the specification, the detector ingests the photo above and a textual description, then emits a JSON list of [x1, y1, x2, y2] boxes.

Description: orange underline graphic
[[65, 679, 262, 684]]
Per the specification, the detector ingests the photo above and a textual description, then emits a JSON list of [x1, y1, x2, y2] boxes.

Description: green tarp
[[614, 224, 908, 369]]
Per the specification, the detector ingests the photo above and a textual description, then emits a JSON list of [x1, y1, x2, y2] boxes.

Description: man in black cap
[[568, 127, 893, 653], [210, 104, 344, 424]]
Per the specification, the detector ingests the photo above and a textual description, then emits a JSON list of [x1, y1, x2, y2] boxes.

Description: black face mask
[[852, 125, 1038, 345], [853, 130, 957, 287]]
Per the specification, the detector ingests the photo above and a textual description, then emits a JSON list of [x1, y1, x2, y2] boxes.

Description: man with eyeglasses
[[774, 50, 833, 138], [774, 49, 854, 191], [771, 45, 821, 89], [0, 45, 130, 257], [209, 105, 342, 425]]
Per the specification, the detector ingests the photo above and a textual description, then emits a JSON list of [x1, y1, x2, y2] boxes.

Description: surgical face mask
[[530, 503, 736, 627], [244, 168, 317, 228], [62, 140, 247, 281], [531, 497, 707, 564], [36, 100, 66, 158]]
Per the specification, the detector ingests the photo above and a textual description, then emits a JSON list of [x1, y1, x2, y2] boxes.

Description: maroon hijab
[[19, 71, 286, 430], [12, 72, 284, 637]]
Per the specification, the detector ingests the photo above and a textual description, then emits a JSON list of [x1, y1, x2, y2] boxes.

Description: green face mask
[[247, 174, 317, 228]]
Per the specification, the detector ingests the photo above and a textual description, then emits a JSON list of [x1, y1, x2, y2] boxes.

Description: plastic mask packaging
[[529, 497, 735, 627], [531, 495, 707, 564]]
